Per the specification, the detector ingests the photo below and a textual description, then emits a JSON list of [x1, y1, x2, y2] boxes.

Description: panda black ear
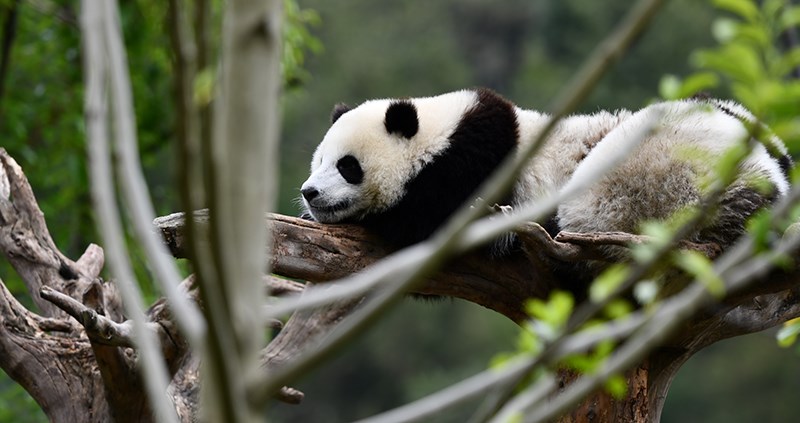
[[384, 100, 419, 139], [331, 103, 351, 124]]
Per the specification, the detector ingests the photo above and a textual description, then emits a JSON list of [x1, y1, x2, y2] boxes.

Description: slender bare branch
[[194, 0, 284, 420], [80, 2, 179, 421], [40, 286, 146, 347], [104, 0, 204, 344]]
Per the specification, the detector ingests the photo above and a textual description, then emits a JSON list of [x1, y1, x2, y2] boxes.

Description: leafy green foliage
[[660, 0, 800, 151], [491, 291, 574, 372], [283, 0, 322, 88], [525, 291, 574, 338], [492, 291, 574, 369], [659, 72, 720, 100]]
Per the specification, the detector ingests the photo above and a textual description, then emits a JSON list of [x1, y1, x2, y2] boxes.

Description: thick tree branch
[[156, 211, 800, 331], [156, 211, 552, 323]]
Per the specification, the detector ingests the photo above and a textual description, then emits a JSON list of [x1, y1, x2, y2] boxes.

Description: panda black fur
[[300, 88, 791, 253]]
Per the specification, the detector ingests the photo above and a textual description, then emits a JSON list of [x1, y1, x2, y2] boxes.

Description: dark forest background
[[0, 0, 798, 421]]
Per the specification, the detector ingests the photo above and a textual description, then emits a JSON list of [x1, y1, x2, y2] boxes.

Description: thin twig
[[39, 286, 159, 348], [104, 0, 204, 344]]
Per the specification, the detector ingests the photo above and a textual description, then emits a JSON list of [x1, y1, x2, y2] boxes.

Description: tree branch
[[156, 211, 552, 323], [40, 286, 143, 347], [81, 2, 180, 420]]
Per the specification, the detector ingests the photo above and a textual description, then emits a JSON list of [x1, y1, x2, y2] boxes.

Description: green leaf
[[517, 322, 543, 354], [506, 412, 524, 423], [777, 318, 800, 347], [640, 221, 673, 244], [746, 209, 773, 252], [715, 142, 749, 183], [193, 68, 216, 107], [673, 251, 726, 298], [630, 221, 673, 264], [563, 354, 595, 373], [525, 291, 574, 330], [603, 299, 633, 320], [659, 72, 720, 100], [562, 340, 616, 374], [777, 47, 800, 78], [589, 265, 629, 303], [692, 43, 764, 85], [779, 4, 800, 32], [604, 374, 629, 399], [489, 352, 516, 369], [712, 0, 760, 22], [679, 72, 720, 97], [733, 22, 772, 49]]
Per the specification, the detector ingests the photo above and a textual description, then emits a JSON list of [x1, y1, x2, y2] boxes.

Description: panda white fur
[[300, 88, 791, 252]]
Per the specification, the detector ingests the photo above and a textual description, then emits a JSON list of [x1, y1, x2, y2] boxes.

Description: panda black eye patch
[[337, 155, 364, 184]]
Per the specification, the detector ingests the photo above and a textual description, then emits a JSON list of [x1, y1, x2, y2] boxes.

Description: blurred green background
[[0, 0, 798, 421]]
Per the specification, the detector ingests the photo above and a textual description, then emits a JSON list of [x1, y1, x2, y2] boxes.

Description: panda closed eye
[[337, 155, 364, 184]]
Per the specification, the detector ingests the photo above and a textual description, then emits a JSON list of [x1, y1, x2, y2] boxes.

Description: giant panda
[[300, 88, 791, 257]]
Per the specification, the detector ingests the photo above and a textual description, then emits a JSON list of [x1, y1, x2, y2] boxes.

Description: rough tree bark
[[2, 144, 800, 422]]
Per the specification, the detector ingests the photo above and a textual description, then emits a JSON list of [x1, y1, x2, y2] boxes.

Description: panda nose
[[301, 186, 319, 202]]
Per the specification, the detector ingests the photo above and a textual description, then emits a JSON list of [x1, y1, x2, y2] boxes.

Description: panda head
[[301, 90, 482, 223], [300, 89, 519, 245]]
